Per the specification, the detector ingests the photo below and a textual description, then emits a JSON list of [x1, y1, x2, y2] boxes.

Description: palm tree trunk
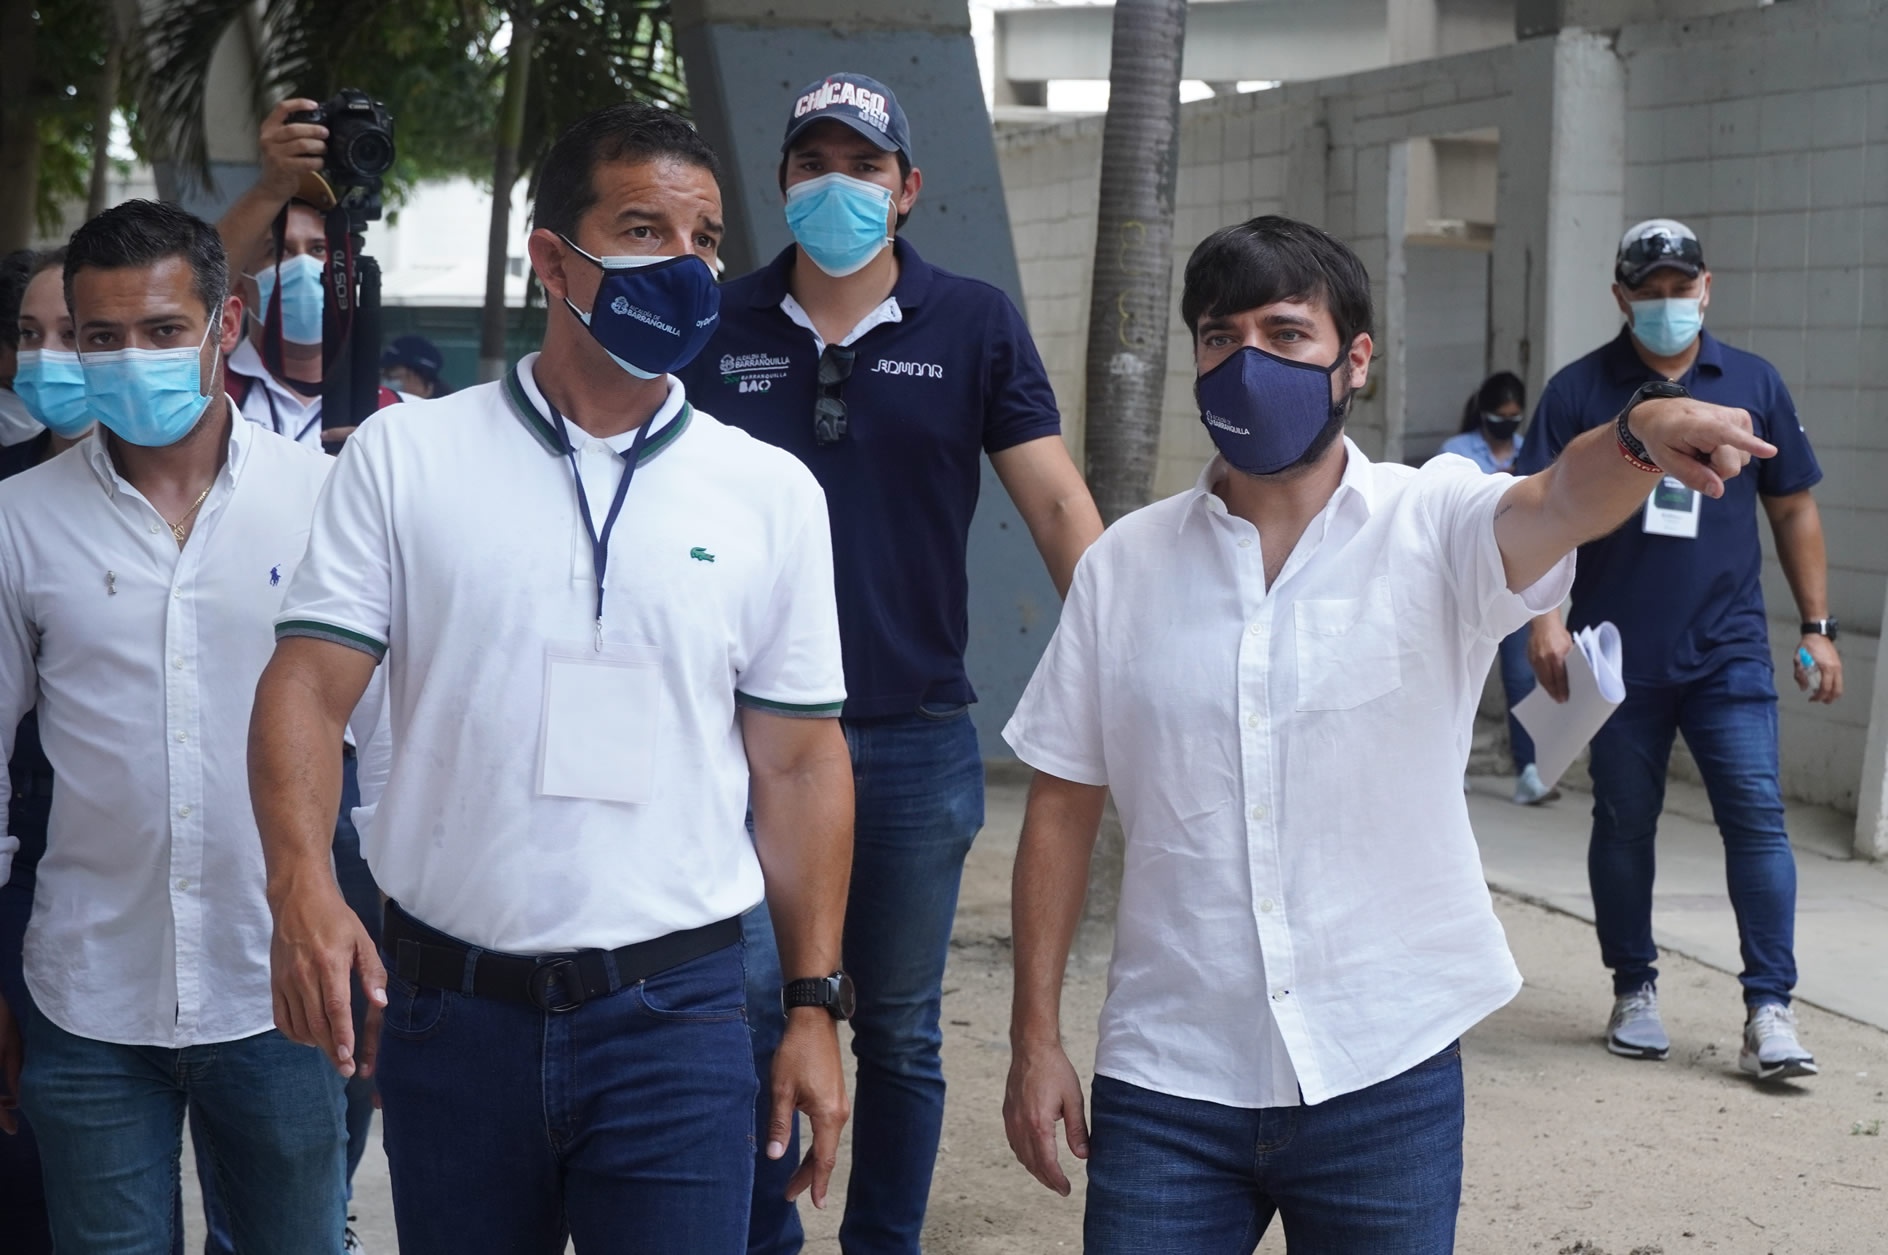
[[479, 3, 537, 383], [1075, 0, 1187, 961], [87, 6, 125, 218], [0, 0, 41, 252], [1081, 0, 1187, 524]]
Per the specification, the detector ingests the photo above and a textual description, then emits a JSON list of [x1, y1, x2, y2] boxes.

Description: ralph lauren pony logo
[[269, 565, 282, 587]]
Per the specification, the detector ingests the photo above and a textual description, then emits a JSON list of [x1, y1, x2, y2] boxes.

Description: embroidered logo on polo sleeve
[[690, 547, 716, 563]]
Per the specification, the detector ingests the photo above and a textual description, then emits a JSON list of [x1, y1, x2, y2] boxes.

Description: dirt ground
[[793, 796, 1888, 1255]]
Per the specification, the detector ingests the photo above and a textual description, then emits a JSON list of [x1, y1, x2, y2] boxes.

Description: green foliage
[[28, 0, 127, 231]]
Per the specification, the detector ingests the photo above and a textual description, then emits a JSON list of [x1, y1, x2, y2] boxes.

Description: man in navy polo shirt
[[1517, 219, 1840, 1083], [679, 72, 1102, 1255]]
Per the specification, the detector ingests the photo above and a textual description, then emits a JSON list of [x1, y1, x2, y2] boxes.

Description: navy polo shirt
[[678, 240, 1061, 718], [1515, 328, 1821, 688]]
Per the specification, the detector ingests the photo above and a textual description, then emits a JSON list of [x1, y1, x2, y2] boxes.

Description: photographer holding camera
[[217, 98, 405, 450]]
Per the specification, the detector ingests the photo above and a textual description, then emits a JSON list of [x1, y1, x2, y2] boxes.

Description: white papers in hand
[[1513, 622, 1626, 791]]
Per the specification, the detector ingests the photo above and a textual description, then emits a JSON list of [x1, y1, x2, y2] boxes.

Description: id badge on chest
[[1642, 476, 1701, 539], [536, 641, 662, 804]]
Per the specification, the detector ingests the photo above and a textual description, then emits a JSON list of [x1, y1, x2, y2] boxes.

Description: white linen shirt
[[1003, 441, 1575, 1107], [275, 352, 846, 955], [0, 415, 333, 1047], [229, 337, 324, 447]]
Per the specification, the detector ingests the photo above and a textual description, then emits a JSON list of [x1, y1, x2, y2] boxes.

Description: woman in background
[[1435, 371, 1557, 805]]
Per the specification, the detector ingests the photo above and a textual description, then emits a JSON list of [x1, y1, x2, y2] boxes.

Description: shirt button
[[1249, 623, 1262, 636], [175, 731, 187, 743], [1238, 538, 1252, 549], [1272, 988, 1289, 1002], [177, 805, 191, 818], [176, 878, 190, 891], [173, 658, 186, 669], [1260, 898, 1276, 914], [1247, 715, 1259, 729], [149, 523, 161, 534], [1250, 805, 1266, 821], [172, 588, 183, 600]]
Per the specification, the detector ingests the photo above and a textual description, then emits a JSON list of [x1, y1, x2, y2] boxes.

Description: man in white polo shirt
[[251, 103, 855, 1254], [1000, 216, 1775, 1253], [0, 200, 345, 1253]]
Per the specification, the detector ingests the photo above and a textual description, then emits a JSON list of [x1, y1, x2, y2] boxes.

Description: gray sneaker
[[1740, 1003, 1818, 1081], [1512, 763, 1561, 806], [1606, 984, 1670, 1059]]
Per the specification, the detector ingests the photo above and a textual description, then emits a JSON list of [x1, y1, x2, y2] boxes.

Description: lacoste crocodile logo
[[690, 547, 715, 563]]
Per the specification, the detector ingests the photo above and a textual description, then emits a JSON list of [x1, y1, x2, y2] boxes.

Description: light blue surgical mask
[[1629, 297, 1703, 357], [13, 349, 94, 438], [248, 253, 326, 345], [81, 322, 221, 448], [784, 172, 895, 278]]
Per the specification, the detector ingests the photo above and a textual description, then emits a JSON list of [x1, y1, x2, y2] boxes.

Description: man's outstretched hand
[[1628, 397, 1776, 498]]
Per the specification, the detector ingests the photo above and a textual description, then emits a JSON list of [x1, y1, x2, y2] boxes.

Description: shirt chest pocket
[[1292, 576, 1403, 712]]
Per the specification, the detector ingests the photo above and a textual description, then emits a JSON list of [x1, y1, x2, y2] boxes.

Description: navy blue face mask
[[1195, 343, 1353, 476], [560, 238, 720, 378]]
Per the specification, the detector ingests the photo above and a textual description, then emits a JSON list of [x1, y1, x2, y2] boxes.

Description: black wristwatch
[[783, 970, 856, 1021], [1801, 618, 1839, 641], [1618, 379, 1689, 471]]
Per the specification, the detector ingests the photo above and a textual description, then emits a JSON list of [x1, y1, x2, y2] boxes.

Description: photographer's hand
[[259, 98, 328, 200]]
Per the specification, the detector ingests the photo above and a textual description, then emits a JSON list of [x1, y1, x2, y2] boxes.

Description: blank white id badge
[[1642, 476, 1701, 538], [536, 641, 662, 804]]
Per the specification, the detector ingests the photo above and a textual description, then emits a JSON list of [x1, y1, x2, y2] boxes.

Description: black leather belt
[[381, 899, 740, 1014]]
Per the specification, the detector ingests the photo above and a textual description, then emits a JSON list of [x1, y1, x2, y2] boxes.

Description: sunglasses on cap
[[1615, 229, 1703, 287]]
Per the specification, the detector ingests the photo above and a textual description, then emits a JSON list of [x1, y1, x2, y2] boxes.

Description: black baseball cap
[[380, 333, 443, 384], [782, 73, 913, 163], [1615, 218, 1705, 288]]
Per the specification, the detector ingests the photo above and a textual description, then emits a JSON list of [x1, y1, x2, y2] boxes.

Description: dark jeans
[[1497, 626, 1538, 770], [1586, 658, 1796, 1005], [1084, 1045, 1465, 1254], [20, 1010, 347, 1255], [745, 704, 985, 1255], [196, 753, 379, 1253], [0, 858, 52, 1255], [376, 929, 756, 1254]]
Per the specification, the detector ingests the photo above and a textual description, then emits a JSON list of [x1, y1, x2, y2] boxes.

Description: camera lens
[[346, 130, 394, 177]]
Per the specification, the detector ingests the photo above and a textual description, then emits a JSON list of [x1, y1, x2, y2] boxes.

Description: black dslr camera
[[288, 88, 395, 223]]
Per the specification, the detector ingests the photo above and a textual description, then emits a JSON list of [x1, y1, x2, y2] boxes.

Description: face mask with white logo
[[13, 349, 95, 438], [247, 253, 327, 345], [559, 239, 720, 379], [81, 320, 222, 448], [1194, 343, 1354, 476], [784, 172, 895, 278], [1629, 297, 1703, 357]]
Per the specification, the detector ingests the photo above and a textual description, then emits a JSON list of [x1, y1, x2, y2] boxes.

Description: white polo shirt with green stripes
[[276, 351, 845, 955]]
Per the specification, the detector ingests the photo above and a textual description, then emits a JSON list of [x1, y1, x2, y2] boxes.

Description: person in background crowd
[[1001, 213, 1775, 1254], [0, 200, 347, 1254], [679, 71, 1103, 1255], [380, 334, 451, 399], [1432, 370, 1556, 806], [0, 245, 86, 1255], [1517, 218, 1836, 1080], [0, 252, 47, 447], [253, 102, 854, 1255], [216, 98, 406, 449]]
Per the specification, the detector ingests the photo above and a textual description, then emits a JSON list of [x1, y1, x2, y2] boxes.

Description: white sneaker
[[1512, 763, 1560, 806], [343, 1221, 367, 1254], [1740, 1004, 1818, 1081], [1606, 984, 1670, 1060]]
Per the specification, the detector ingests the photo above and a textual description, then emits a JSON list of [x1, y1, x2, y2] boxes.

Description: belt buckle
[[528, 957, 586, 1013]]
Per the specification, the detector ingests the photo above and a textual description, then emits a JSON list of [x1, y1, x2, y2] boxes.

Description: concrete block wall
[[1618, 0, 1885, 808]]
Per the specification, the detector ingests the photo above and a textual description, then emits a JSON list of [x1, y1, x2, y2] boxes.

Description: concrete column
[[1386, 0, 1441, 63], [1491, 29, 1625, 400], [675, 0, 1060, 756], [1857, 578, 1888, 859]]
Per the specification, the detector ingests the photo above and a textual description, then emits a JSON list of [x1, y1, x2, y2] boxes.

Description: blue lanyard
[[547, 399, 672, 649]]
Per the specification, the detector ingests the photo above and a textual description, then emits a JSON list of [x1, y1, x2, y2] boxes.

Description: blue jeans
[[196, 753, 379, 1253], [376, 928, 756, 1254], [18, 1008, 346, 1255], [1084, 1045, 1465, 1254], [1497, 626, 1538, 770], [745, 705, 985, 1254], [1586, 658, 1796, 1005]]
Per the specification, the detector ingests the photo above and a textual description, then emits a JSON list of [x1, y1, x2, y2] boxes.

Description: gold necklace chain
[[166, 487, 211, 542]]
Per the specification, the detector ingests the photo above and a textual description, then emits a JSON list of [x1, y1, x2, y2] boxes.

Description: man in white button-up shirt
[[0, 200, 345, 1254], [1001, 216, 1776, 1254]]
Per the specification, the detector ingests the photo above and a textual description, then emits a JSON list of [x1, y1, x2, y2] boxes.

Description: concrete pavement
[[1466, 770, 1888, 1030]]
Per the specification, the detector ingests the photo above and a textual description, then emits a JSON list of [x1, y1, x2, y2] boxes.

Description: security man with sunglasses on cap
[[679, 72, 1102, 1254], [1516, 218, 1837, 1083]]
